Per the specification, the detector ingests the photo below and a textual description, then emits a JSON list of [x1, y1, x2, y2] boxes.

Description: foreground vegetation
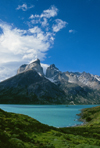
[[0, 106, 100, 148]]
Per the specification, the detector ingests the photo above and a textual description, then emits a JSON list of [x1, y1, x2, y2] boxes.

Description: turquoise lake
[[0, 104, 99, 127]]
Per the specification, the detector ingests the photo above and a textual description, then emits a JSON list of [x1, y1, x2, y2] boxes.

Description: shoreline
[[76, 108, 87, 126], [0, 104, 99, 128], [69, 108, 88, 127]]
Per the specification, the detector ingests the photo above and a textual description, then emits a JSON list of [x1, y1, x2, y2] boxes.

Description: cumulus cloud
[[52, 19, 67, 32], [16, 4, 34, 11], [29, 6, 58, 19], [0, 66, 15, 82], [41, 18, 48, 27], [0, 66, 17, 82], [29, 14, 40, 19], [0, 61, 21, 82], [40, 6, 58, 18], [0, 23, 53, 64], [29, 6, 58, 27], [69, 29, 76, 33]]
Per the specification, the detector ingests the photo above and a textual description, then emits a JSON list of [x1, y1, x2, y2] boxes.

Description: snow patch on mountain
[[29, 59, 39, 64], [92, 75, 100, 81], [45, 74, 58, 83]]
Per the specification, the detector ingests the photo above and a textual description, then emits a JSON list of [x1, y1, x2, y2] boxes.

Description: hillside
[[0, 106, 100, 148]]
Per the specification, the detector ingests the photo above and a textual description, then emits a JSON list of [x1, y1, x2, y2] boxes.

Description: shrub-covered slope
[[0, 106, 100, 148]]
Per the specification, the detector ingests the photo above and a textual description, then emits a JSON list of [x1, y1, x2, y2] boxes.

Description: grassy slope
[[0, 106, 100, 148]]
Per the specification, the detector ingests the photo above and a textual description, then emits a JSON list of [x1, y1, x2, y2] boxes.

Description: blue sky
[[0, 0, 100, 80]]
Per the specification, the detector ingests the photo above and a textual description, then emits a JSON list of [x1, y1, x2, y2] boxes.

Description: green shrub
[[86, 116, 92, 122], [75, 144, 100, 148], [9, 138, 25, 148]]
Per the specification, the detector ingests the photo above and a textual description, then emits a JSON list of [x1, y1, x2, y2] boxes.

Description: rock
[[55, 71, 100, 90], [77, 72, 100, 89], [62, 72, 79, 83], [17, 59, 44, 75], [25, 59, 43, 75], [0, 69, 67, 104], [17, 64, 27, 74], [46, 64, 60, 78]]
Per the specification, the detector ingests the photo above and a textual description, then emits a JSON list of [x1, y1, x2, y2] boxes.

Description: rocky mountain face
[[0, 69, 67, 104], [44, 65, 100, 104], [17, 59, 43, 75], [0, 59, 100, 104], [17, 64, 28, 74], [46, 66, 100, 90], [46, 64, 60, 78]]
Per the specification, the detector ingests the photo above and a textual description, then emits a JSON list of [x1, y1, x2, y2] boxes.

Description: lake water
[[0, 104, 99, 127]]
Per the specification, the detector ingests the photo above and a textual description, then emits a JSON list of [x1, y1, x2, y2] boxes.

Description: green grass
[[0, 106, 100, 148]]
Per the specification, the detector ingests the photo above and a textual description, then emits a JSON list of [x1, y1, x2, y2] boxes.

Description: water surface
[[0, 104, 99, 127]]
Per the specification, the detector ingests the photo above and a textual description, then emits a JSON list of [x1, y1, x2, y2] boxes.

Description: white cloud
[[69, 29, 76, 33], [52, 19, 67, 32], [40, 6, 58, 18], [16, 4, 34, 11], [0, 22, 53, 64], [0, 62, 20, 82], [29, 26, 42, 34], [29, 6, 58, 28], [31, 19, 40, 25], [41, 18, 48, 27], [0, 66, 15, 82], [29, 14, 40, 19]]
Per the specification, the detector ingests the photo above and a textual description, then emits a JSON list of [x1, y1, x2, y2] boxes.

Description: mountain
[[45, 64, 100, 104], [46, 64, 60, 78], [17, 64, 28, 74], [0, 59, 100, 104], [46, 67, 100, 90], [17, 59, 44, 75], [0, 69, 67, 104]]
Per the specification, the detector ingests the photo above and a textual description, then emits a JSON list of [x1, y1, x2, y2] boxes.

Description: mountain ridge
[[0, 59, 100, 104], [17, 59, 100, 90], [0, 69, 67, 104]]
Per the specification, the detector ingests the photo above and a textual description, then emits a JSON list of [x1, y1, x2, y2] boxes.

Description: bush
[[9, 138, 25, 148], [86, 116, 92, 122], [75, 144, 100, 148]]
